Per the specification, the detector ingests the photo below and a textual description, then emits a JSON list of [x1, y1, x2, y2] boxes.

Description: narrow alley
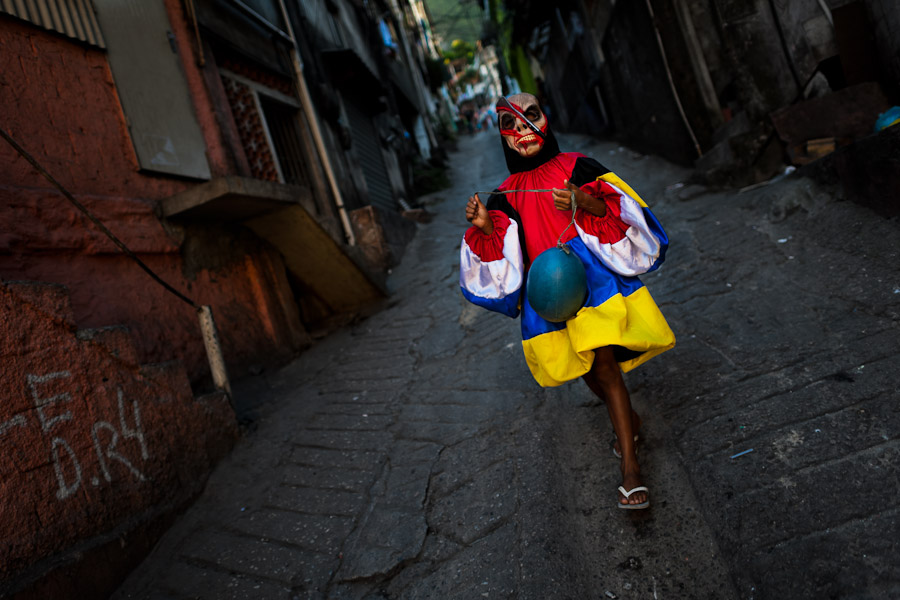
[[4, 2, 900, 599], [113, 130, 900, 600]]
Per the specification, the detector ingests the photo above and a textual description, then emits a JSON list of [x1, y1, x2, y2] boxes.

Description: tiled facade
[[220, 74, 281, 182]]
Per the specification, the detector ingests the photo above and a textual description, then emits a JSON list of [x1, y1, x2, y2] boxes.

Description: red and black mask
[[497, 93, 548, 158]]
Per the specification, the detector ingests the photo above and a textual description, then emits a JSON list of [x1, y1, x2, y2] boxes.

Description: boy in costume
[[460, 93, 675, 509]]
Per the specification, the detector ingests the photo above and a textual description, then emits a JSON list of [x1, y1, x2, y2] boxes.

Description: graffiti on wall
[[0, 370, 150, 500]]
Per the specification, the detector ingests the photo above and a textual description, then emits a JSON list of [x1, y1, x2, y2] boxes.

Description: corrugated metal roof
[[1, 0, 106, 48]]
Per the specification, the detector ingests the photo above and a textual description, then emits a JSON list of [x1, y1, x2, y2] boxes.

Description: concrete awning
[[160, 175, 387, 316], [159, 176, 313, 221], [244, 205, 386, 314]]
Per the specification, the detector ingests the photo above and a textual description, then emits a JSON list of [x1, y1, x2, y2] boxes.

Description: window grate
[[258, 94, 311, 188]]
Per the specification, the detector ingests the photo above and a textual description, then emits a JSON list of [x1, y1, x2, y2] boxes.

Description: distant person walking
[[459, 93, 675, 509]]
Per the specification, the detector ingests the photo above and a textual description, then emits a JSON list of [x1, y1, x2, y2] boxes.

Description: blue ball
[[526, 246, 587, 322]]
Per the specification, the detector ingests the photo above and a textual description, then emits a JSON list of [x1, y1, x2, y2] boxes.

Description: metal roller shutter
[[344, 101, 396, 213]]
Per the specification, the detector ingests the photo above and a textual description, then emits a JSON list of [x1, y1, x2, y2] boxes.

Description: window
[[258, 94, 311, 187]]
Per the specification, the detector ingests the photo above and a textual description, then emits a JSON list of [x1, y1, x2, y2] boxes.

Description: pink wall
[[0, 6, 307, 594]]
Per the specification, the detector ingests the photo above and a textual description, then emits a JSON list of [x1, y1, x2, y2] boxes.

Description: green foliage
[[424, 56, 451, 91], [425, 0, 483, 50], [511, 45, 537, 95], [444, 39, 476, 61]]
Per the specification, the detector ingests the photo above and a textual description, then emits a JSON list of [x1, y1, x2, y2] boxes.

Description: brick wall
[[0, 281, 239, 598], [0, 6, 310, 595], [0, 12, 306, 383]]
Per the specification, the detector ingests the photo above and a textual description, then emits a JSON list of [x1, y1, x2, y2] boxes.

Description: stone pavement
[[113, 131, 900, 600]]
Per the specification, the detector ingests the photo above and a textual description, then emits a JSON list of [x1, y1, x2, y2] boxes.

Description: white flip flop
[[617, 485, 650, 510]]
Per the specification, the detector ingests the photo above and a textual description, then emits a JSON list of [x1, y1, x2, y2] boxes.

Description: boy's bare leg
[[582, 367, 606, 400], [613, 411, 642, 457], [587, 347, 647, 507], [583, 364, 642, 456]]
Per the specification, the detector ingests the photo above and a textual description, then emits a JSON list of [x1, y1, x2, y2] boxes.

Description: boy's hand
[[552, 180, 606, 217], [466, 193, 493, 235]]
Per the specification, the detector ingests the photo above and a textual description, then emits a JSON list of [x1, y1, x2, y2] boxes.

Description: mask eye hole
[[499, 114, 515, 130], [524, 106, 541, 121]]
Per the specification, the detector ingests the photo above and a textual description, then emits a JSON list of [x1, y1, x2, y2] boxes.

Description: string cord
[[557, 192, 577, 252], [474, 188, 577, 253]]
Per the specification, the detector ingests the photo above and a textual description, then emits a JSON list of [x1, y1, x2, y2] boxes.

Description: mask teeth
[[517, 133, 541, 146], [497, 98, 545, 139]]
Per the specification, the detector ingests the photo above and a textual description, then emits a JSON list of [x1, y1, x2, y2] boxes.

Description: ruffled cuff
[[463, 210, 511, 262], [574, 181, 629, 245]]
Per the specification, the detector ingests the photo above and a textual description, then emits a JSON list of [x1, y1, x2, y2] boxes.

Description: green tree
[[443, 39, 475, 62]]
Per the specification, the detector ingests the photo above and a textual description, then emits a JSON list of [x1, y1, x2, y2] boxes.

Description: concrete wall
[[598, 0, 698, 164], [803, 117, 900, 218], [710, 0, 900, 108], [0, 6, 307, 385], [605, 0, 896, 181], [866, 0, 900, 99], [0, 281, 238, 598]]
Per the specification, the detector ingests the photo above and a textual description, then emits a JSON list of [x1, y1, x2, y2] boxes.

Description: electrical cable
[[0, 127, 198, 309]]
